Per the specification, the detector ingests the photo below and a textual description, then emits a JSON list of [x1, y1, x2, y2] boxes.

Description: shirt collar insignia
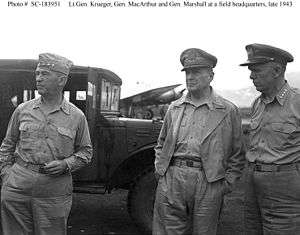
[[260, 81, 290, 106], [275, 82, 290, 106]]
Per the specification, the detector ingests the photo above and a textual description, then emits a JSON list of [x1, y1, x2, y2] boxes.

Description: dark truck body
[[0, 59, 251, 234]]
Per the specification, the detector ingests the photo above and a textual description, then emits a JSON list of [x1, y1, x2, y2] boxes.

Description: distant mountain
[[287, 72, 300, 88], [217, 72, 300, 108], [217, 87, 259, 108]]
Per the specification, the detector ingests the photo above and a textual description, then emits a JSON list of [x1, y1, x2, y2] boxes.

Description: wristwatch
[[64, 161, 71, 174]]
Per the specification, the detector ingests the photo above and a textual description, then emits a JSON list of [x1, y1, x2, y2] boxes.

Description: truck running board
[[73, 185, 106, 194]]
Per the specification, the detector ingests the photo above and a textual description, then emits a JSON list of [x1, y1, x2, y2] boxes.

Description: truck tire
[[128, 168, 157, 235]]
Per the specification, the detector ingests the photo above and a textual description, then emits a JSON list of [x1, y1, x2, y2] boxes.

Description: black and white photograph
[[0, 0, 299, 234]]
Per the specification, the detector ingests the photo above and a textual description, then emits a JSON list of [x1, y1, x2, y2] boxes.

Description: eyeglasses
[[35, 70, 52, 77], [35, 69, 66, 79]]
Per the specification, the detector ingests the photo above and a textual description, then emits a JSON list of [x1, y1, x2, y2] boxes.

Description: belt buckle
[[255, 165, 262, 171], [38, 165, 46, 174], [274, 165, 280, 172], [186, 160, 193, 167]]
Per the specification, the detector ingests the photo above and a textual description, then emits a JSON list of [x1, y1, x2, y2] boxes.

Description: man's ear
[[272, 63, 283, 79], [209, 71, 214, 82], [58, 75, 68, 87]]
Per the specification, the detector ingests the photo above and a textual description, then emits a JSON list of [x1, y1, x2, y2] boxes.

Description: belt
[[170, 158, 203, 169], [249, 161, 300, 172], [16, 158, 46, 174]]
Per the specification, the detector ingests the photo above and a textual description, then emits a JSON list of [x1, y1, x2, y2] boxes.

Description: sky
[[0, 0, 299, 98]]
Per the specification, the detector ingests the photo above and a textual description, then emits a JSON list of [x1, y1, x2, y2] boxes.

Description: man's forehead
[[185, 67, 211, 73], [248, 63, 270, 71], [35, 67, 51, 73], [35, 68, 63, 76]]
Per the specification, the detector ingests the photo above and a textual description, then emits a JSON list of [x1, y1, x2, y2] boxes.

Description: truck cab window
[[10, 96, 18, 107], [101, 80, 111, 110], [76, 91, 86, 101], [23, 90, 34, 102], [64, 91, 70, 102], [111, 85, 120, 111], [101, 80, 120, 111]]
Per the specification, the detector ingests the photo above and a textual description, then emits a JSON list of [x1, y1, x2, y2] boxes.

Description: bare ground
[[68, 185, 245, 235], [0, 182, 245, 235]]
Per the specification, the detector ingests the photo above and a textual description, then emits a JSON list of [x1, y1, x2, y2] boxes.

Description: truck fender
[[106, 144, 156, 192]]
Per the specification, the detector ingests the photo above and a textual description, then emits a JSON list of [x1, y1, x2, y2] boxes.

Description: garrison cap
[[37, 53, 73, 76], [180, 48, 217, 71], [240, 43, 294, 66]]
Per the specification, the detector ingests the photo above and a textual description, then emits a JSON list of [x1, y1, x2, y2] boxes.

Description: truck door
[[86, 68, 99, 131], [73, 68, 100, 182]]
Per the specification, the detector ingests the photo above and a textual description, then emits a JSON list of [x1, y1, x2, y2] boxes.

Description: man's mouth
[[253, 82, 260, 87], [187, 82, 196, 86]]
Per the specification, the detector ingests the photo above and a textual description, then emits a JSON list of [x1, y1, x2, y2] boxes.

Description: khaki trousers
[[153, 165, 225, 235], [1, 163, 72, 235], [244, 164, 300, 235]]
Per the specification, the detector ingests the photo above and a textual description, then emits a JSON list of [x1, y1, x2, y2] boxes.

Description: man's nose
[[250, 72, 256, 80], [36, 74, 43, 82], [186, 73, 193, 80]]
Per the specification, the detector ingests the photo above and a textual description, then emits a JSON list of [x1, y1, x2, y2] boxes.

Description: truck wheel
[[128, 168, 157, 235]]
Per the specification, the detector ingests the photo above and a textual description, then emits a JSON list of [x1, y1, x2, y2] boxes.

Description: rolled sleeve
[[0, 107, 20, 173], [64, 115, 92, 172]]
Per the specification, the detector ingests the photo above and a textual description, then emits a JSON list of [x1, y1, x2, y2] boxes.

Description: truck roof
[[0, 59, 122, 85]]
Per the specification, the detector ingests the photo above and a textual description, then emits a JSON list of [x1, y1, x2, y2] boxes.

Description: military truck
[[0, 59, 162, 234]]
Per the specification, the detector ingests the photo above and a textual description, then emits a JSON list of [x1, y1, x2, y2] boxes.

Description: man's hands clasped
[[42, 160, 68, 176]]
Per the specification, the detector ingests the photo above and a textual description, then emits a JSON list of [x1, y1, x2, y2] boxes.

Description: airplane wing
[[120, 84, 185, 107]]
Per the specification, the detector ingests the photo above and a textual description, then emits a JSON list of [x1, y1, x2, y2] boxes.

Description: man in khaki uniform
[[153, 48, 245, 235], [241, 43, 300, 235], [0, 53, 92, 235]]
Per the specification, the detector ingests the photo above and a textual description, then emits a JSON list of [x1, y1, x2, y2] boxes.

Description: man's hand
[[0, 165, 12, 183], [43, 160, 68, 176]]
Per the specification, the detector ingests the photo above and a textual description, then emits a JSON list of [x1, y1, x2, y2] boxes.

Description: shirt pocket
[[56, 127, 76, 157], [270, 122, 296, 134], [19, 122, 42, 139], [19, 123, 42, 152], [267, 122, 296, 148], [57, 127, 76, 139]]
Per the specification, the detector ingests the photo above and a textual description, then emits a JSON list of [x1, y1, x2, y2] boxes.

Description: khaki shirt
[[247, 82, 300, 164], [0, 97, 92, 172], [174, 94, 213, 160]]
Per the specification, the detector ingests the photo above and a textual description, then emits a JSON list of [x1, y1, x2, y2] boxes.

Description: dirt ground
[[68, 190, 140, 235], [0, 184, 244, 235], [68, 186, 245, 235]]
